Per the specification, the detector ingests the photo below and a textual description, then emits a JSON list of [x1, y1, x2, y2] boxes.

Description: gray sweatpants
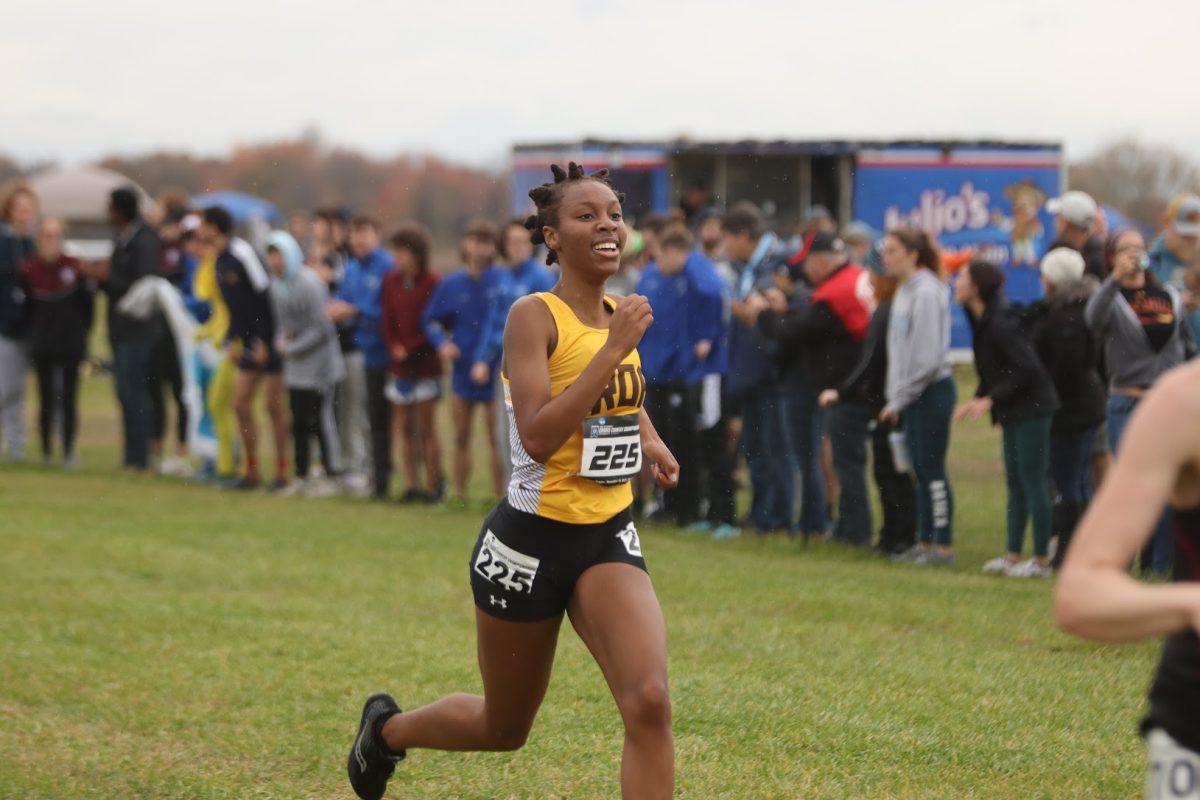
[[334, 350, 368, 475], [0, 335, 27, 459]]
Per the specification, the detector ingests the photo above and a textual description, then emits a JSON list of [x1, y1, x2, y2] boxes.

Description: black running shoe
[[348, 693, 404, 800], [233, 476, 261, 491]]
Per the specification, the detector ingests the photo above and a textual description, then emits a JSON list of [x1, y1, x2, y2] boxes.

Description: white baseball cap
[[1040, 246, 1086, 287], [1168, 194, 1200, 237], [1046, 190, 1099, 229]]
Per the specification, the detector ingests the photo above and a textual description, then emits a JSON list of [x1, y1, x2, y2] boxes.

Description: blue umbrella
[[191, 191, 284, 225]]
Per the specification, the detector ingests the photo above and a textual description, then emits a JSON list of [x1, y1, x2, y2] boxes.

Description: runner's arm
[[1056, 367, 1200, 642]]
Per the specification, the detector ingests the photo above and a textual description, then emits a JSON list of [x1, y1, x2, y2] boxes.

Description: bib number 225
[[579, 414, 642, 486]]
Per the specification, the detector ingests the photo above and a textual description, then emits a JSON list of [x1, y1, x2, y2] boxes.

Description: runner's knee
[[619, 679, 671, 732], [484, 719, 532, 751]]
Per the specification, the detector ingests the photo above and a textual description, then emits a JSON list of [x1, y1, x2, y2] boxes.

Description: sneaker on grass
[[916, 549, 955, 567], [275, 478, 305, 497], [304, 476, 341, 499], [1005, 559, 1053, 579], [711, 523, 741, 541], [348, 693, 405, 800], [982, 555, 1017, 574], [890, 544, 928, 563]]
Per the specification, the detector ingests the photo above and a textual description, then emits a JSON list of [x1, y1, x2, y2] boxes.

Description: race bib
[[579, 413, 642, 486], [1147, 728, 1200, 799], [473, 531, 539, 594]]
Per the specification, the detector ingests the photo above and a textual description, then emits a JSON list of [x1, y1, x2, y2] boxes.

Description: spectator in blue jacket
[[636, 224, 714, 526], [479, 219, 558, 483], [422, 220, 505, 506], [725, 202, 795, 533], [328, 216, 395, 499]]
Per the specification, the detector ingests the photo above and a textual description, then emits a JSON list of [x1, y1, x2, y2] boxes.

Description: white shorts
[[385, 377, 441, 406], [1147, 728, 1200, 799]]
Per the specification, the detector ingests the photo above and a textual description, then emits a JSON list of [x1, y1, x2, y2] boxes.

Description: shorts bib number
[[1147, 728, 1200, 799], [579, 413, 642, 486]]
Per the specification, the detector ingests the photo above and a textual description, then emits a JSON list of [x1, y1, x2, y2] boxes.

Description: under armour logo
[[490, 595, 507, 609]]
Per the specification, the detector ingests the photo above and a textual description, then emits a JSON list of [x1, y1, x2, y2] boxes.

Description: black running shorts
[[468, 500, 647, 622]]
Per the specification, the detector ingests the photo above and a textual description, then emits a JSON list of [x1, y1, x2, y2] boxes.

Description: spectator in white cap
[[1047, 190, 1105, 279], [1026, 247, 1106, 569]]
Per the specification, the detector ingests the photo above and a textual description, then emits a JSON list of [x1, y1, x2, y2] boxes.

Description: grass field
[[0, 367, 1160, 799]]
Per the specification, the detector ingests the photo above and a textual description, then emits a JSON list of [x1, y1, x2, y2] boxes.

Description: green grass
[[0, 368, 1159, 798]]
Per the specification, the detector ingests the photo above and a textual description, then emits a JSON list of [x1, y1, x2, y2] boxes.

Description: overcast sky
[[5, 0, 1198, 169]]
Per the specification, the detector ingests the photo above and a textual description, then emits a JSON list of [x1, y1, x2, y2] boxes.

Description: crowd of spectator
[[1, 179, 1198, 578]]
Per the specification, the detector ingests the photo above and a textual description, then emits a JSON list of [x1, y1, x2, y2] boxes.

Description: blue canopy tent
[[191, 191, 284, 225], [1101, 204, 1152, 239]]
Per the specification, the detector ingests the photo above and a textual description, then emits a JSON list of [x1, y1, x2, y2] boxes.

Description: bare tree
[[1070, 138, 1200, 230]]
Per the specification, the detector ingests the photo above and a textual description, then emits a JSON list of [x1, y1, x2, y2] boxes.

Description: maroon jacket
[[380, 269, 442, 380]]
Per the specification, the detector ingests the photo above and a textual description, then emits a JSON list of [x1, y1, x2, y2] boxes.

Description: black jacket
[[1048, 235, 1106, 281], [967, 296, 1060, 426], [758, 268, 865, 392], [756, 286, 810, 388], [1024, 281, 1107, 435], [104, 221, 162, 343], [0, 226, 34, 339], [838, 300, 891, 412]]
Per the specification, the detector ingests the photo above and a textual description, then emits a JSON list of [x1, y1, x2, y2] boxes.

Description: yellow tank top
[[503, 292, 646, 524], [192, 254, 230, 345]]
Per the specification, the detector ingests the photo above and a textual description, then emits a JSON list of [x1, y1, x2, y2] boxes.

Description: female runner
[[348, 162, 680, 800], [1057, 359, 1200, 798]]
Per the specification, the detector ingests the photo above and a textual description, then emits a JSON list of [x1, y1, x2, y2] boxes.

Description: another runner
[[348, 163, 679, 800], [1056, 360, 1200, 799]]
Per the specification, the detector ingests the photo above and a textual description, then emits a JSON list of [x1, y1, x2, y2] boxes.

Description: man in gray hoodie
[[266, 230, 345, 495]]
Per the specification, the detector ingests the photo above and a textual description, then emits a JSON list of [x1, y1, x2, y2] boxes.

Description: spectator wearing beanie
[[748, 232, 876, 544], [1025, 247, 1105, 569], [955, 260, 1060, 578]]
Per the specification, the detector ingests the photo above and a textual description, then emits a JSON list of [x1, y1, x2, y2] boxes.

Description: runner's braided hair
[[524, 162, 625, 265]]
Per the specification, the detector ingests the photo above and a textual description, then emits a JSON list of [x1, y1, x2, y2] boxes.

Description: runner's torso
[[1145, 504, 1200, 752], [503, 292, 645, 524]]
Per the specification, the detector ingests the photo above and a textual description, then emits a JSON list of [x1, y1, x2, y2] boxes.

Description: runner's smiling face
[[543, 181, 627, 280]]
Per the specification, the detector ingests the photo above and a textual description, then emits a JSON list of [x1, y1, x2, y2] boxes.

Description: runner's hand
[[644, 438, 680, 489], [470, 361, 490, 385], [606, 294, 653, 358], [252, 340, 268, 366]]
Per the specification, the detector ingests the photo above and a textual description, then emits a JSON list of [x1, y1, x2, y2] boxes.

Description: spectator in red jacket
[[381, 224, 444, 503]]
